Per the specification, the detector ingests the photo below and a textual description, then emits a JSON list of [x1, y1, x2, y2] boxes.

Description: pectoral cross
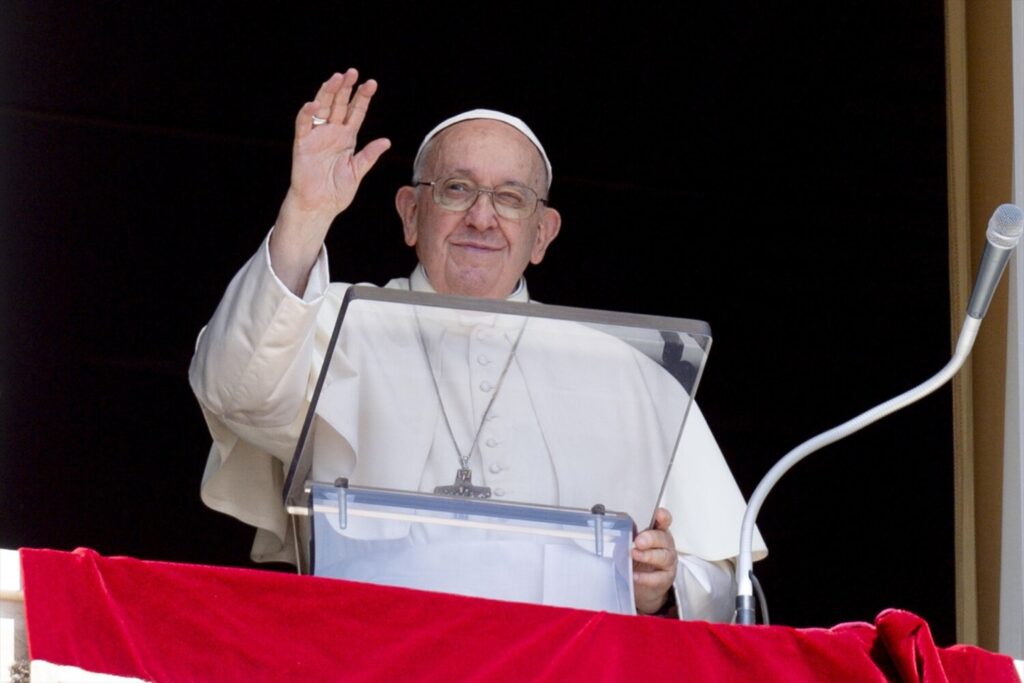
[[434, 468, 492, 498]]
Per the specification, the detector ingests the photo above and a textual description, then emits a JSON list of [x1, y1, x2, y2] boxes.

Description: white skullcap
[[413, 109, 552, 190]]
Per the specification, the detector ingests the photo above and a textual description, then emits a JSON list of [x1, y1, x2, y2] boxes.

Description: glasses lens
[[493, 186, 532, 215], [436, 178, 477, 210], [433, 178, 539, 219]]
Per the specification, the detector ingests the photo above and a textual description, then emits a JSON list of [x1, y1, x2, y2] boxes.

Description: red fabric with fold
[[873, 608, 1018, 683], [20, 548, 1019, 683]]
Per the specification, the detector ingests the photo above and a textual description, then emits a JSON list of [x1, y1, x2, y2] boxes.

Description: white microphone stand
[[734, 204, 1024, 625], [734, 315, 980, 624]]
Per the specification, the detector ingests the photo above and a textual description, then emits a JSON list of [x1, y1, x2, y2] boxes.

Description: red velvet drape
[[19, 548, 1017, 682]]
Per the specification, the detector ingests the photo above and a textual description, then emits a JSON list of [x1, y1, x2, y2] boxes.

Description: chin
[[443, 268, 509, 299]]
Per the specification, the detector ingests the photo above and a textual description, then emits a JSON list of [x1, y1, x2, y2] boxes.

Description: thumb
[[352, 137, 392, 180], [653, 507, 673, 531]]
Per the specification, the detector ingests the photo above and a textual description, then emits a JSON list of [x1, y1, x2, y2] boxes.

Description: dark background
[[1, 3, 959, 641]]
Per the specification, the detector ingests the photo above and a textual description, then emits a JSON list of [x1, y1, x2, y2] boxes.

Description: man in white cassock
[[189, 69, 766, 621]]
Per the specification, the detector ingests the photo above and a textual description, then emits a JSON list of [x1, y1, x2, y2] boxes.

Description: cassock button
[[485, 438, 499, 448], [494, 488, 507, 497], [479, 381, 494, 392], [477, 354, 491, 366], [488, 463, 504, 474]]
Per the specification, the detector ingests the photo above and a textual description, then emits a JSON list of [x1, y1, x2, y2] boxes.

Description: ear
[[395, 185, 420, 247], [529, 207, 562, 265]]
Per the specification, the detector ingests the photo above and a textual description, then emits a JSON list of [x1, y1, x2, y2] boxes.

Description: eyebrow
[[443, 168, 532, 189]]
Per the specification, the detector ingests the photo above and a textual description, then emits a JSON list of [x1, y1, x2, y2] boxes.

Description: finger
[[294, 101, 320, 140], [352, 137, 392, 180], [653, 507, 673, 531], [329, 68, 360, 124], [633, 567, 674, 587], [632, 547, 677, 571], [344, 79, 379, 130], [634, 573, 675, 598], [634, 529, 675, 553], [312, 72, 346, 120]]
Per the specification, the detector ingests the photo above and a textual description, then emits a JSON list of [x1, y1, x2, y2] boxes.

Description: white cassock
[[190, 232, 767, 622]]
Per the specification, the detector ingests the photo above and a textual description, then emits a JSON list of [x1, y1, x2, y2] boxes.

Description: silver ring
[[311, 115, 328, 127]]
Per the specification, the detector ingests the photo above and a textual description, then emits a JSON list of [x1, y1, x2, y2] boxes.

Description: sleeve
[[662, 402, 768, 563], [189, 230, 332, 563], [658, 401, 768, 621], [675, 556, 736, 622]]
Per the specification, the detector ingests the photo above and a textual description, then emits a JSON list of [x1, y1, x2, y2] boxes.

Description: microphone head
[[987, 204, 1024, 249]]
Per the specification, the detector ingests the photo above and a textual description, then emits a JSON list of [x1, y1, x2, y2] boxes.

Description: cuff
[[263, 226, 330, 303]]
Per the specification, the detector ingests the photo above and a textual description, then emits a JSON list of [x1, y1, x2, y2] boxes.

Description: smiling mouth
[[452, 241, 502, 253]]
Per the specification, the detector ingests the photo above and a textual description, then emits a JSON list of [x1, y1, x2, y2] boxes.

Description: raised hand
[[271, 69, 391, 294], [288, 69, 391, 216]]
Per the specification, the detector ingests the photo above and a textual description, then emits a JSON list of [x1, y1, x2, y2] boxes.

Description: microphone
[[734, 204, 1024, 626], [968, 204, 1024, 318]]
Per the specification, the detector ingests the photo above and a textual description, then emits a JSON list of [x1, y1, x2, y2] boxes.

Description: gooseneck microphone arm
[[734, 204, 1024, 626], [734, 316, 981, 624]]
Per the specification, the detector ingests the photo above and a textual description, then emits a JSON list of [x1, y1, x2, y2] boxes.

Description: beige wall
[[946, 0, 1014, 649]]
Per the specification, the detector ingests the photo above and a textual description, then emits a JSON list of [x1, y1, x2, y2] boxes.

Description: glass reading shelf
[[282, 286, 711, 612]]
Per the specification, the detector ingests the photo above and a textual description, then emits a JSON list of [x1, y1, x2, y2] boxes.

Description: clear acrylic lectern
[[283, 286, 711, 613]]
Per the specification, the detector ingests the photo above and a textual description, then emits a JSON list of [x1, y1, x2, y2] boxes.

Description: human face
[[395, 120, 561, 299]]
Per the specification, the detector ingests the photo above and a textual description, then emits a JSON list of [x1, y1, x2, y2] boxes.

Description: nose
[[464, 190, 500, 230]]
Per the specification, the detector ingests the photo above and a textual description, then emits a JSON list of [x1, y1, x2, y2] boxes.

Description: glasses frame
[[414, 177, 548, 220]]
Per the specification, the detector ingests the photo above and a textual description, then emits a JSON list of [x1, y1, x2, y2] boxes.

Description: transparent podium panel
[[308, 482, 636, 612], [284, 286, 712, 610]]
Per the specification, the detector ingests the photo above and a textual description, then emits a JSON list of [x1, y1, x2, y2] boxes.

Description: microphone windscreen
[[987, 203, 1024, 249]]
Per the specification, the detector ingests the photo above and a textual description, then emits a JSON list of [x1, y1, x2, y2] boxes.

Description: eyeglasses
[[415, 177, 547, 220]]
